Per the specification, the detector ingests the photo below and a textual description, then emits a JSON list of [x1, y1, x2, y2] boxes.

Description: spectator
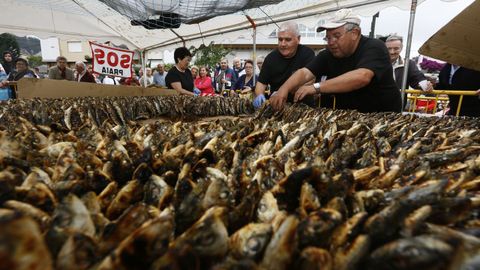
[[232, 57, 244, 78], [270, 9, 401, 113], [253, 21, 315, 109], [385, 34, 432, 106], [214, 58, 237, 93], [165, 47, 195, 96], [119, 68, 140, 86], [232, 59, 258, 94], [2, 51, 15, 76], [256, 55, 265, 75], [194, 66, 215, 96], [190, 65, 199, 80], [436, 64, 480, 117], [48, 56, 74, 81], [153, 63, 168, 87], [87, 64, 101, 83], [0, 58, 37, 98], [34, 67, 44, 79], [139, 68, 154, 87], [75, 61, 96, 83], [0, 64, 11, 100], [102, 75, 119, 85]]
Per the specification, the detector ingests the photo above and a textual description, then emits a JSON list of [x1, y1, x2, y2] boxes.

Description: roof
[[0, 0, 451, 51], [419, 0, 480, 71]]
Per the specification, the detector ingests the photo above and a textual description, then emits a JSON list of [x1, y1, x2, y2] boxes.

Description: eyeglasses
[[323, 30, 352, 43]]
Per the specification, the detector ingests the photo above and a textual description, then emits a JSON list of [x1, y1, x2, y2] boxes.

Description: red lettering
[[120, 54, 131, 69], [107, 52, 119, 66], [94, 49, 105, 64]]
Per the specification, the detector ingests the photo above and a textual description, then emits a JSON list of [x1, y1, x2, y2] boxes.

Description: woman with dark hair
[[165, 47, 195, 96], [0, 58, 36, 99], [232, 59, 258, 94], [2, 51, 15, 76], [194, 66, 215, 96]]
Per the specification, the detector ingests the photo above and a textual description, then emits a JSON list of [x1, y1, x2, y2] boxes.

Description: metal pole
[[401, 0, 418, 111], [369, 12, 379, 38], [246, 15, 257, 85], [139, 50, 147, 87]]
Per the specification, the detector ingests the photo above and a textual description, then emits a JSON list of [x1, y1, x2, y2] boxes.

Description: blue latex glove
[[253, 94, 266, 109], [193, 88, 201, 96]]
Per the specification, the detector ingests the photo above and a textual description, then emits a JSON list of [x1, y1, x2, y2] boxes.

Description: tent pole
[[401, 0, 418, 112], [139, 50, 147, 87], [246, 16, 257, 85]]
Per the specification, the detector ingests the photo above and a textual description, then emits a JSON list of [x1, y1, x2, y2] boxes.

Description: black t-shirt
[[258, 44, 315, 106], [165, 66, 194, 92], [306, 36, 401, 113]]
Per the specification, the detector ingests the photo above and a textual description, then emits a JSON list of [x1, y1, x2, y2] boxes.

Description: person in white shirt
[[140, 67, 154, 87]]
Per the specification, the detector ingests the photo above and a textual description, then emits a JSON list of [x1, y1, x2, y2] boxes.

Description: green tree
[[0, 33, 20, 59], [27, 55, 43, 67], [189, 42, 230, 70]]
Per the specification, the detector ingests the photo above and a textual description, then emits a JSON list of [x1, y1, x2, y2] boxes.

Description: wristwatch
[[313, 82, 321, 94]]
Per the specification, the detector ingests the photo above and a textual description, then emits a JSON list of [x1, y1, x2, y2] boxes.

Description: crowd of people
[[1, 8, 479, 116]]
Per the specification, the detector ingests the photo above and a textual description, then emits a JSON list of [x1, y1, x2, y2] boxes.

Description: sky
[[359, 0, 475, 59]]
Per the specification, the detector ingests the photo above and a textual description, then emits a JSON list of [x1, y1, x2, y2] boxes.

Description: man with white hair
[[253, 21, 315, 108], [232, 57, 244, 78], [75, 61, 96, 83], [271, 9, 401, 113], [153, 63, 168, 87], [385, 34, 433, 106]]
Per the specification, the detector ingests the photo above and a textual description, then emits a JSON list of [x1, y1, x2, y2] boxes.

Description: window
[[67, 41, 82, 53], [299, 24, 318, 38], [268, 29, 277, 38]]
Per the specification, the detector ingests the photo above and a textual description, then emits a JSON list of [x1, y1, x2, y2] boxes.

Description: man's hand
[[253, 94, 266, 109], [419, 80, 433, 92], [475, 89, 480, 96], [424, 81, 433, 92], [242, 86, 252, 94], [270, 90, 287, 111], [294, 85, 316, 103]]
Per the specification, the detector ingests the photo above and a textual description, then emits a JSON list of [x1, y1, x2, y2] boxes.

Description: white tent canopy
[[419, 0, 480, 71], [0, 0, 457, 51]]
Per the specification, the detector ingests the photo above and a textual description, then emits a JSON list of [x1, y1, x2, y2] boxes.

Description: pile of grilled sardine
[[0, 96, 479, 270]]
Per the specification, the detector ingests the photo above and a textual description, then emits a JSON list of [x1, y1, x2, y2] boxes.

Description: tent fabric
[[100, 0, 284, 26], [0, 0, 457, 51], [419, 0, 480, 72]]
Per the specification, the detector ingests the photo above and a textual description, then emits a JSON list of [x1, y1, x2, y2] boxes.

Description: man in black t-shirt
[[270, 9, 401, 113], [253, 21, 315, 108]]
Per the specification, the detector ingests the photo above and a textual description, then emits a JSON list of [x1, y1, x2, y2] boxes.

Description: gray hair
[[386, 34, 403, 43], [344, 22, 360, 32], [278, 21, 300, 37], [256, 55, 265, 62], [75, 61, 86, 69]]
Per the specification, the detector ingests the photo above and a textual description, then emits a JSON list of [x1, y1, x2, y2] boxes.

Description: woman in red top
[[194, 66, 215, 95]]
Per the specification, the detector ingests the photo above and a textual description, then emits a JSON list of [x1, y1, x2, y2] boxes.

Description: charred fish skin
[[367, 235, 454, 270], [3, 97, 480, 269], [0, 211, 54, 270]]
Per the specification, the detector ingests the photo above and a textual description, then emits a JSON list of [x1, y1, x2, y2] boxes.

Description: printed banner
[[90, 42, 134, 78]]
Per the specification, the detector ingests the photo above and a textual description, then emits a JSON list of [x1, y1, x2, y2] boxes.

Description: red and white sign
[[89, 42, 134, 78]]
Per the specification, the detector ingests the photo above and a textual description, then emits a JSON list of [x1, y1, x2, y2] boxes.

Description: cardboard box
[[419, 0, 480, 72], [16, 78, 177, 99]]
